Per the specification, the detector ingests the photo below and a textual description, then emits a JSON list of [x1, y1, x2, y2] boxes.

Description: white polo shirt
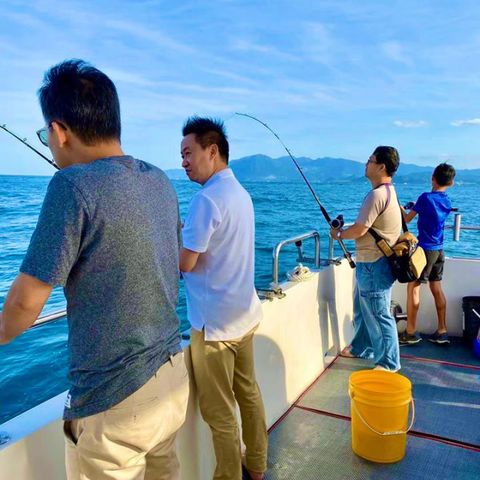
[[182, 168, 263, 341]]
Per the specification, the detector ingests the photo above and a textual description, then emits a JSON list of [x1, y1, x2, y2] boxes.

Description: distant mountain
[[166, 154, 480, 183]]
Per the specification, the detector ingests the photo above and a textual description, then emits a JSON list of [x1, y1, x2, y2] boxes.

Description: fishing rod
[[235, 112, 356, 269], [0, 124, 59, 170]]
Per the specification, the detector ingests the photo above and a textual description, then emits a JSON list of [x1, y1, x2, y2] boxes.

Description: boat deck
[[264, 338, 480, 479]]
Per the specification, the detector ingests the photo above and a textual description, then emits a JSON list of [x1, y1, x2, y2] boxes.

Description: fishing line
[[235, 112, 356, 269], [0, 124, 59, 170]]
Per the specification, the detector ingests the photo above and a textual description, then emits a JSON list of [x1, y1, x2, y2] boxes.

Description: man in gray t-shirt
[[0, 60, 188, 479], [331, 146, 401, 372]]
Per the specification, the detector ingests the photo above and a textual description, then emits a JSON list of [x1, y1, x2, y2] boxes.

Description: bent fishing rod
[[235, 112, 356, 269], [0, 124, 59, 170]]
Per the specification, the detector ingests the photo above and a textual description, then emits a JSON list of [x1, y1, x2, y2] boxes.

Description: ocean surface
[[1, 174, 479, 424]]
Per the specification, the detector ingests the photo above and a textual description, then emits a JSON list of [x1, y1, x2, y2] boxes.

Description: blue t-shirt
[[20, 156, 182, 420], [413, 191, 452, 250]]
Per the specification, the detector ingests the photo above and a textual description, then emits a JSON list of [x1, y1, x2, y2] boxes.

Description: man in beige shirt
[[331, 146, 402, 371]]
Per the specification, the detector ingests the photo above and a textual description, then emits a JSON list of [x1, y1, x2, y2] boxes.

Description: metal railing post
[[272, 231, 320, 286], [453, 213, 462, 242], [30, 309, 67, 329], [328, 237, 334, 262], [314, 234, 320, 268]]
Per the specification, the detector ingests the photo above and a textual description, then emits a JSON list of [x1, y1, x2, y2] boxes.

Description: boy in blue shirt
[[399, 163, 456, 345]]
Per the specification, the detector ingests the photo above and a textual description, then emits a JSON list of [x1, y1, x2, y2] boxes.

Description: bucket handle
[[350, 391, 415, 436]]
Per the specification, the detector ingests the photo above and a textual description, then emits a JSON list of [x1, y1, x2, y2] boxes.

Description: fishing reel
[[330, 214, 344, 230]]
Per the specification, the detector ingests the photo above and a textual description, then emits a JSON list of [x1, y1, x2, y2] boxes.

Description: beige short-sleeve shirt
[[355, 184, 402, 263]]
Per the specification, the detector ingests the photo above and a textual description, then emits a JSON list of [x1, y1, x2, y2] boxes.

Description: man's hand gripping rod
[[235, 113, 355, 268]]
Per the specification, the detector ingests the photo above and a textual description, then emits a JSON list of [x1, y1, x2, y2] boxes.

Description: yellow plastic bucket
[[349, 370, 414, 463]]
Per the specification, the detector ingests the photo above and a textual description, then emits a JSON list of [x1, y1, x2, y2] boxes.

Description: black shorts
[[418, 249, 445, 283]]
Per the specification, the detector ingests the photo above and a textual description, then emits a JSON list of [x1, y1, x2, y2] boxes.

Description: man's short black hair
[[182, 116, 229, 164], [38, 59, 121, 145], [433, 163, 456, 186], [373, 146, 400, 176]]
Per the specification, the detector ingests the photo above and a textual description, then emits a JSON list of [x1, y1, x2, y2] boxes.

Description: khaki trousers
[[64, 352, 189, 480], [190, 327, 268, 480]]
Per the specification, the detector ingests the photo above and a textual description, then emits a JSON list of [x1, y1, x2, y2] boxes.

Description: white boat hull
[[1, 257, 478, 479]]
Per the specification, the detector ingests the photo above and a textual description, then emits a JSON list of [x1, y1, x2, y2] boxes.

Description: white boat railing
[[24, 218, 479, 331], [30, 310, 67, 329], [448, 213, 480, 241], [327, 216, 480, 262], [271, 231, 320, 287]]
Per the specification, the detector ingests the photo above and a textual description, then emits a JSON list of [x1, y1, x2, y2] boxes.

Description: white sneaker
[[373, 365, 399, 373]]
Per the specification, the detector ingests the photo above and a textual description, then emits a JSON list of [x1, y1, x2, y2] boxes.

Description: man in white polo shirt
[[179, 117, 267, 480]]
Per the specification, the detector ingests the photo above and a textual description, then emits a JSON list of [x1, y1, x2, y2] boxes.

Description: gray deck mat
[[399, 336, 480, 366], [297, 357, 480, 446], [266, 408, 480, 480]]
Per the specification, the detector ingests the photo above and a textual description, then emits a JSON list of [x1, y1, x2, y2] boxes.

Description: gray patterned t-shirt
[[21, 156, 181, 420]]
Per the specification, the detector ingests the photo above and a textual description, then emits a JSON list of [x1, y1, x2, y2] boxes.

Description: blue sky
[[1, 0, 480, 175]]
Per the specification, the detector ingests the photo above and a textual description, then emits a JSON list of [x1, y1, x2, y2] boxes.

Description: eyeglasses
[[36, 125, 49, 146], [366, 158, 377, 165], [36, 121, 67, 147]]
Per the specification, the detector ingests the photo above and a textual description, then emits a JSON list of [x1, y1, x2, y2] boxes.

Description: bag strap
[[399, 200, 408, 233], [367, 183, 402, 257], [373, 183, 408, 232], [368, 226, 395, 257], [377, 182, 391, 216]]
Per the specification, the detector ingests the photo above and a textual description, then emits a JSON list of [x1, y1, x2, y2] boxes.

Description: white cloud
[[230, 39, 297, 61], [451, 118, 480, 127], [206, 68, 259, 85], [394, 120, 427, 128], [381, 41, 412, 66], [104, 19, 194, 54], [101, 69, 157, 88], [1, 10, 49, 30], [302, 22, 334, 64]]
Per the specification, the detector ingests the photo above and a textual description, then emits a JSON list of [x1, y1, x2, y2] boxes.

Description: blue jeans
[[349, 257, 400, 371]]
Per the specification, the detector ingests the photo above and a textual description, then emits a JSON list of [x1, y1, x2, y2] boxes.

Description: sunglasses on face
[[36, 126, 49, 146], [36, 121, 67, 147]]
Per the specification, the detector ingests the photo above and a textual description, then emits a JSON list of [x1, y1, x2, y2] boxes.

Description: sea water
[[1, 175, 479, 423]]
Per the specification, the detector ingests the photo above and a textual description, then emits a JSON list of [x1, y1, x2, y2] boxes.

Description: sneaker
[[427, 331, 450, 344], [373, 365, 399, 373], [399, 331, 422, 345]]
